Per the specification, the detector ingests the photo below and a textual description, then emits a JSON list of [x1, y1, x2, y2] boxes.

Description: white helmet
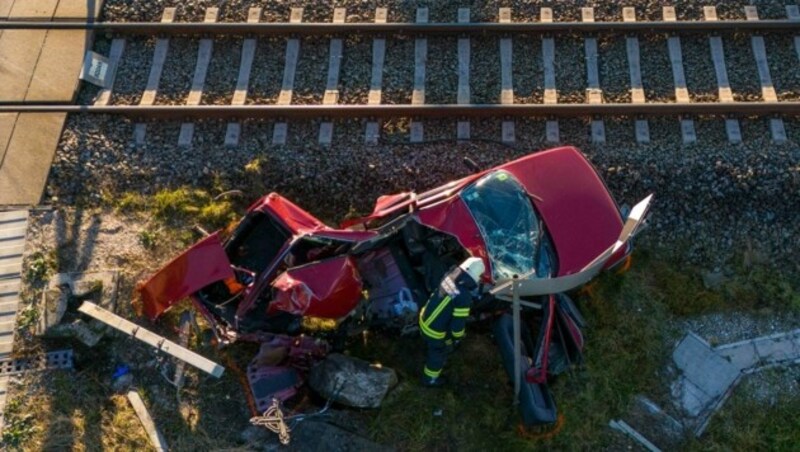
[[459, 257, 486, 283]]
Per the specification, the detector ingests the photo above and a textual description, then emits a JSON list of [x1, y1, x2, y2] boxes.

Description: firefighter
[[419, 257, 486, 387]]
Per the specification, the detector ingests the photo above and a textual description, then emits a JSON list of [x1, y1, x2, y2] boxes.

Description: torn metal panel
[[271, 256, 363, 319], [137, 233, 234, 321]]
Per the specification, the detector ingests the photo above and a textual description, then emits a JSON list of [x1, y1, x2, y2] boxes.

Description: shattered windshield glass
[[461, 170, 539, 280]]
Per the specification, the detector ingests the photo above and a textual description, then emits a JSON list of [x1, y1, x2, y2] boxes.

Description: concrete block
[[635, 119, 650, 143], [224, 123, 241, 147], [753, 334, 800, 365], [591, 120, 605, 143], [717, 342, 759, 370], [672, 332, 741, 423], [272, 122, 287, 145]]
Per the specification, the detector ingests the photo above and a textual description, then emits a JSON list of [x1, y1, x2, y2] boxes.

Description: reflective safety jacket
[[419, 266, 477, 341]]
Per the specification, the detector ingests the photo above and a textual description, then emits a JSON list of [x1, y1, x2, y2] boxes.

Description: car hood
[[498, 147, 624, 276], [137, 232, 234, 321]]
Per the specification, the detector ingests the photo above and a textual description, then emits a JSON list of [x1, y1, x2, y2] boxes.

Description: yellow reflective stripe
[[423, 366, 441, 378], [420, 322, 446, 340], [453, 307, 470, 317], [422, 296, 452, 328], [452, 329, 465, 338]]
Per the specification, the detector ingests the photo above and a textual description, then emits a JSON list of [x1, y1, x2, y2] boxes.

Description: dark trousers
[[424, 338, 449, 378]]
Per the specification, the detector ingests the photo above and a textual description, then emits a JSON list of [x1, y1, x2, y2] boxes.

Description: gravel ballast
[[48, 113, 800, 271]]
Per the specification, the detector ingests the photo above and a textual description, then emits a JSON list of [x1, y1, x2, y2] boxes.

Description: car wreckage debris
[[135, 146, 651, 429], [309, 354, 398, 409], [246, 335, 329, 412], [77, 301, 224, 378]]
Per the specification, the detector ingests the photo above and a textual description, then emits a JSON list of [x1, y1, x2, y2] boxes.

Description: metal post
[[511, 275, 521, 405]]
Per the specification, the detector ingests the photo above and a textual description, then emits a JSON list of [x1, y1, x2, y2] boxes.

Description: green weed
[[109, 188, 239, 231], [16, 305, 39, 332], [1, 398, 38, 449], [699, 372, 800, 450], [25, 251, 55, 283], [137, 229, 157, 250]]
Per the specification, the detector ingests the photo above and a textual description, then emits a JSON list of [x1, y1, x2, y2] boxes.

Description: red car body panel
[[270, 256, 363, 318], [260, 193, 376, 242], [344, 146, 625, 277], [138, 194, 374, 322], [138, 233, 234, 321], [416, 197, 491, 281], [496, 147, 624, 276]]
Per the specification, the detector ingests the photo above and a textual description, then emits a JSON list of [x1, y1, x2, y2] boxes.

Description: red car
[[138, 145, 651, 425]]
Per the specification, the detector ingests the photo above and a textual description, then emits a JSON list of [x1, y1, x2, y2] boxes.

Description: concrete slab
[[671, 332, 740, 419], [0, 0, 13, 18], [0, 281, 20, 297], [0, 29, 51, 101], [6, 0, 58, 18], [717, 329, 800, 370], [53, 0, 102, 19], [753, 336, 800, 365], [44, 1, 103, 96], [717, 341, 759, 370], [680, 119, 697, 144], [0, 113, 17, 164], [674, 333, 740, 394], [0, 113, 66, 205], [25, 30, 91, 102], [0, 1, 103, 205], [0, 0, 58, 99]]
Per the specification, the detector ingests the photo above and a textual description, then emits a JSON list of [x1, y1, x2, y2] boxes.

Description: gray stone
[[309, 354, 397, 409], [701, 269, 727, 289], [37, 271, 119, 346], [290, 420, 388, 452]]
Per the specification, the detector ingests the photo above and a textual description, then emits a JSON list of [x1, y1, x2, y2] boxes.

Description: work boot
[[420, 375, 447, 388]]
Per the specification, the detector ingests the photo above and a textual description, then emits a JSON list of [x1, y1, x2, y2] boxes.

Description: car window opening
[[461, 170, 540, 281]]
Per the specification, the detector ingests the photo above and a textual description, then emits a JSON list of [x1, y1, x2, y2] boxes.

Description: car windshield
[[461, 170, 540, 280]]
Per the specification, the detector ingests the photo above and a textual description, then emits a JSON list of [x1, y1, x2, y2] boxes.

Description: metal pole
[[512, 275, 521, 406]]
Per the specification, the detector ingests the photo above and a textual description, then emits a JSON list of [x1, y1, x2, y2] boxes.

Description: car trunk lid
[[137, 233, 234, 321]]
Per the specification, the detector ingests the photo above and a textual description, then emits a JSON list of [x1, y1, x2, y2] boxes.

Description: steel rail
[[0, 20, 799, 35], [0, 103, 797, 119]]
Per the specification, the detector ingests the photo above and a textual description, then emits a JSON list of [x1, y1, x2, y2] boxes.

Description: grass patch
[[108, 187, 239, 232], [9, 233, 799, 450], [699, 370, 800, 450], [24, 251, 56, 285], [354, 248, 800, 449]]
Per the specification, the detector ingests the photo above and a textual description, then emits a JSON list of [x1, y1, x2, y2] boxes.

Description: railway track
[[2, 5, 800, 147]]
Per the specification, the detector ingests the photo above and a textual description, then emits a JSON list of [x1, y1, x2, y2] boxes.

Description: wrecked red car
[[138, 145, 651, 425]]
